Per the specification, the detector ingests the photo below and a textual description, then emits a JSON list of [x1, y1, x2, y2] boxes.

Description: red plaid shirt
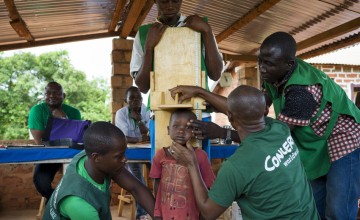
[[278, 84, 360, 162]]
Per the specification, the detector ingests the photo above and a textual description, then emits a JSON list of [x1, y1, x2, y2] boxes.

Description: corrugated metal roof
[[0, 0, 117, 48], [0, 0, 359, 61]]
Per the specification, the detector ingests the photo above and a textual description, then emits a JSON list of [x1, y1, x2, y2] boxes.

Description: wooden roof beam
[[215, 0, 281, 43], [298, 33, 360, 60], [108, 0, 126, 32], [119, 0, 147, 38], [223, 54, 258, 62], [297, 17, 360, 51], [4, 0, 34, 41], [129, 0, 154, 37], [0, 32, 116, 52]]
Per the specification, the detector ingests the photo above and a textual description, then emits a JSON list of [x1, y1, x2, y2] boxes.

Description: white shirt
[[114, 104, 150, 138]]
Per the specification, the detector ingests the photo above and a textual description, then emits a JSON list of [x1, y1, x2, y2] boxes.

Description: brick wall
[[110, 38, 134, 123], [0, 163, 142, 211], [0, 164, 63, 211], [311, 64, 360, 96], [0, 140, 44, 210]]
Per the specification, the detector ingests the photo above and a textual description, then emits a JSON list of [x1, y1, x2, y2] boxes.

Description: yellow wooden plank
[[154, 111, 172, 152], [153, 27, 202, 108]]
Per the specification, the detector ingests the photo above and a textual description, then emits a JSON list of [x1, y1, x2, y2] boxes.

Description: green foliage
[[0, 51, 111, 140]]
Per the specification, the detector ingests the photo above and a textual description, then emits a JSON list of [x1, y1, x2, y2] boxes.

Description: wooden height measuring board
[[150, 27, 206, 153]]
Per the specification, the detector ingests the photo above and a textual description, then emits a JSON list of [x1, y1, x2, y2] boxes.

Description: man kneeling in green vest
[[43, 122, 154, 220]]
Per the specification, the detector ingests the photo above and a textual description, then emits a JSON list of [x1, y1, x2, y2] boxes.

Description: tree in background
[[0, 51, 111, 140]]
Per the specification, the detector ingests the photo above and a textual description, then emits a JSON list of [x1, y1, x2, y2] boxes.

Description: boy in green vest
[[43, 122, 155, 220]]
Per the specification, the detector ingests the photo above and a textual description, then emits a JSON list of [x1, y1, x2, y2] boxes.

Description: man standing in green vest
[[169, 32, 360, 219], [259, 32, 360, 219], [130, 0, 223, 94], [130, 0, 224, 160]]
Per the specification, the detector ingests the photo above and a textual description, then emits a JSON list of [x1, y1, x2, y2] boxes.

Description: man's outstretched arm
[[170, 86, 228, 115], [189, 120, 241, 143], [111, 167, 155, 218]]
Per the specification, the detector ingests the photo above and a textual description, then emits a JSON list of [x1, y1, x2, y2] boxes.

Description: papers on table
[[127, 143, 151, 149], [5, 145, 70, 149]]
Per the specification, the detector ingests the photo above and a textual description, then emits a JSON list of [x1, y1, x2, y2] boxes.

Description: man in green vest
[[259, 32, 360, 219], [169, 32, 360, 219], [43, 122, 155, 220], [130, 0, 223, 94]]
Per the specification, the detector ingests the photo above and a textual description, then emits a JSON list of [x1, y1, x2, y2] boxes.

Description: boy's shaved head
[[227, 85, 266, 122], [83, 121, 126, 156]]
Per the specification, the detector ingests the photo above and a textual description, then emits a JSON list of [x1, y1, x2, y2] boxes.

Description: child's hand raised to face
[[170, 140, 198, 167]]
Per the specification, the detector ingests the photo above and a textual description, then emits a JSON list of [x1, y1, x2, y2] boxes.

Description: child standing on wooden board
[[149, 109, 215, 219]]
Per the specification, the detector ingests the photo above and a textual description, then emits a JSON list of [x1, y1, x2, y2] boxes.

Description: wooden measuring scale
[[150, 27, 206, 154]]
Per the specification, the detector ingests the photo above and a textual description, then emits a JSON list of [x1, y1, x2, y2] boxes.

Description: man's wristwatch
[[225, 128, 232, 144]]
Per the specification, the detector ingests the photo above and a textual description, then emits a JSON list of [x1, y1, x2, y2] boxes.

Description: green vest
[[139, 20, 210, 110], [264, 58, 360, 180], [43, 151, 111, 220], [138, 22, 209, 82]]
